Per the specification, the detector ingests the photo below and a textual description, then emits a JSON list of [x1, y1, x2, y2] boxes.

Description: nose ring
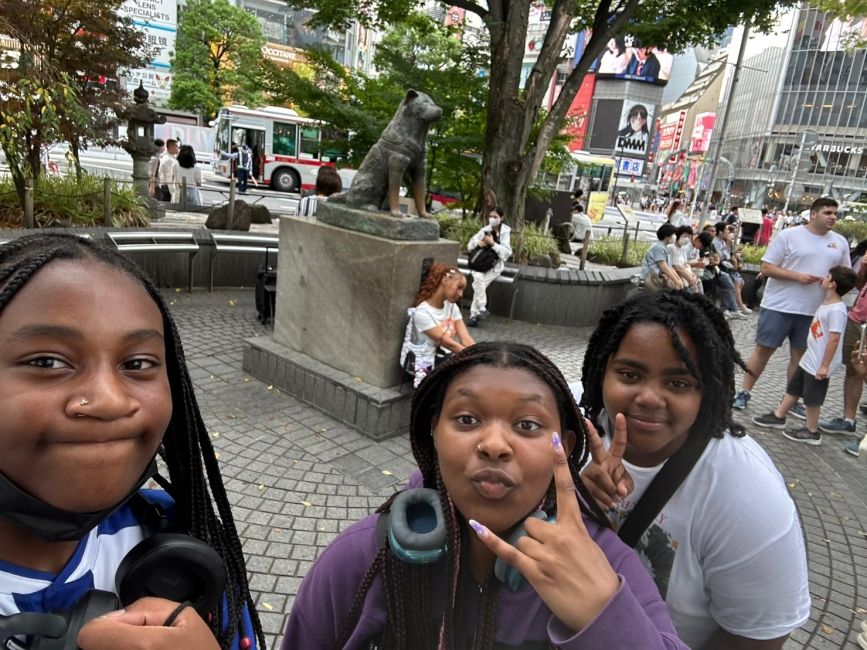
[[79, 398, 89, 406], [476, 443, 483, 453]]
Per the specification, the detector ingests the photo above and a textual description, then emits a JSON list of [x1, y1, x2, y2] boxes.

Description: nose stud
[[79, 398, 89, 407]]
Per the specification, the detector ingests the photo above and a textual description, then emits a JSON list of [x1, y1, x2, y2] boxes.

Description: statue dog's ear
[[405, 89, 419, 102]]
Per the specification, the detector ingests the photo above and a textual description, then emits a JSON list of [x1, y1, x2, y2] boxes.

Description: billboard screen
[[689, 112, 716, 153], [588, 99, 622, 151], [592, 35, 672, 85], [615, 100, 654, 156]]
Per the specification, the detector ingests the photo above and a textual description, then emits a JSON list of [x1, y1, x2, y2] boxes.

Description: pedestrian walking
[[157, 138, 179, 202], [173, 144, 202, 207], [733, 197, 851, 411], [752, 266, 858, 445], [147, 138, 165, 199]]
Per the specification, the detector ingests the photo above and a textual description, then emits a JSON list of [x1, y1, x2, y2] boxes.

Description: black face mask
[[0, 459, 157, 542]]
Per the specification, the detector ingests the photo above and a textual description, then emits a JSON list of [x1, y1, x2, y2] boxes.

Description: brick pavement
[[165, 288, 866, 649]]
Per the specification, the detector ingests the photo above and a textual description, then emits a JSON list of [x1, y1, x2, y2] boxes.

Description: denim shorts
[[755, 308, 813, 350]]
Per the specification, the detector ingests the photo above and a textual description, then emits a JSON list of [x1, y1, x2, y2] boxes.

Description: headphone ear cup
[[494, 511, 555, 591], [387, 488, 447, 564], [116, 534, 227, 617]]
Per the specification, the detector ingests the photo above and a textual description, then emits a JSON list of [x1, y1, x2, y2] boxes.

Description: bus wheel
[[272, 169, 300, 193]]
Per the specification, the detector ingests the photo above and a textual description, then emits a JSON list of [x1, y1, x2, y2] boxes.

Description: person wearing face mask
[[667, 226, 700, 292], [713, 222, 750, 319], [641, 224, 684, 292], [466, 208, 512, 327]]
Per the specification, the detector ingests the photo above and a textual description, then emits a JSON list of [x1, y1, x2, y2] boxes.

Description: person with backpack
[[466, 208, 512, 327]]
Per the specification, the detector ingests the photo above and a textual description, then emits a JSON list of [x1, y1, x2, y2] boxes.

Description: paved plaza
[[164, 288, 867, 649]]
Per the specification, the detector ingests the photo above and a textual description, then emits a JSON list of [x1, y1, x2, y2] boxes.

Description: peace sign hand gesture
[[583, 414, 634, 510], [469, 432, 620, 635]]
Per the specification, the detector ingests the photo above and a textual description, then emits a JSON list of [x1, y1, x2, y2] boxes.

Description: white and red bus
[[211, 105, 355, 193]]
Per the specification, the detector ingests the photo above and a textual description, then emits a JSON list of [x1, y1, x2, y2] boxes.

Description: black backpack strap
[[617, 434, 710, 548]]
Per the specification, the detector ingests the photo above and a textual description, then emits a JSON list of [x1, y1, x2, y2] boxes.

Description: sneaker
[[724, 310, 747, 320], [818, 417, 856, 435], [740, 306, 753, 314], [467, 316, 479, 328], [789, 402, 806, 420], [479, 309, 490, 320], [843, 441, 860, 457], [783, 426, 822, 446], [733, 390, 751, 410], [752, 412, 787, 429]]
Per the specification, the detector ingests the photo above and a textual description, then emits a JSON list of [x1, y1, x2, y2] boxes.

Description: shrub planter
[[467, 263, 639, 327]]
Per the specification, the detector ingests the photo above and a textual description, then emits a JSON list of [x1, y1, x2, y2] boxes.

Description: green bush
[[588, 236, 650, 267], [834, 220, 867, 244], [0, 173, 150, 228], [740, 244, 766, 265], [513, 222, 559, 266], [436, 213, 483, 251]]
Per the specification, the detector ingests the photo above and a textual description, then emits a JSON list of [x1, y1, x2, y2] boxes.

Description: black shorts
[[785, 366, 829, 407]]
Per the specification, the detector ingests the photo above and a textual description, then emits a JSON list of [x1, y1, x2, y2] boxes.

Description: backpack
[[468, 230, 500, 273]]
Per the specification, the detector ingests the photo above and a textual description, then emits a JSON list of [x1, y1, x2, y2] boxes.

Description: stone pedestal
[[242, 215, 459, 439]]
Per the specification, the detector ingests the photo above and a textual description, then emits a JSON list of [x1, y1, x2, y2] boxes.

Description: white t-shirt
[[412, 300, 462, 358], [667, 242, 690, 267], [799, 301, 848, 376], [761, 225, 850, 315], [668, 211, 690, 227], [607, 434, 811, 648]]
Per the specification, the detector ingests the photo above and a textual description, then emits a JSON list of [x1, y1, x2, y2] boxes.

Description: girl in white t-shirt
[[579, 291, 811, 649], [400, 263, 475, 386]]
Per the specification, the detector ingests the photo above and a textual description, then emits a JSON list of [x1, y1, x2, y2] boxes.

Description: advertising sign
[[689, 112, 716, 153], [592, 34, 672, 85], [565, 73, 596, 152], [120, 0, 177, 102], [615, 100, 654, 156], [658, 111, 686, 151], [616, 156, 645, 177], [588, 99, 622, 151]]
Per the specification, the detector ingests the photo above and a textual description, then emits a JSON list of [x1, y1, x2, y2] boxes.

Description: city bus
[[526, 151, 615, 227], [211, 105, 355, 193]]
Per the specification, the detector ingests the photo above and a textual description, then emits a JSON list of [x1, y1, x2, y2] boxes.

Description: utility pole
[[699, 22, 751, 228]]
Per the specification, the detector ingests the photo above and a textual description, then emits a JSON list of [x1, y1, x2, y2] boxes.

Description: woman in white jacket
[[466, 207, 512, 327]]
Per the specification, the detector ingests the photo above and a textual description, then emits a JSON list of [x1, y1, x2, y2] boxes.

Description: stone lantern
[[121, 82, 166, 200]]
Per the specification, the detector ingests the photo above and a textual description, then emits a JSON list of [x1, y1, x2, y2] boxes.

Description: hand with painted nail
[[77, 597, 220, 650], [470, 432, 621, 634], [581, 413, 634, 510]]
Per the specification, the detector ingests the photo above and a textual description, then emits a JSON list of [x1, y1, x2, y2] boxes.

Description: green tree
[[285, 0, 790, 227], [0, 0, 150, 179], [810, 0, 867, 47], [170, 0, 267, 119]]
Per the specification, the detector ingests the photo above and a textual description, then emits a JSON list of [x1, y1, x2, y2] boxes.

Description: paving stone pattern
[[165, 289, 866, 649]]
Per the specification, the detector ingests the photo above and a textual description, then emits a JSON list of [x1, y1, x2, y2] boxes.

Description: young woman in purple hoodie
[[283, 342, 687, 650]]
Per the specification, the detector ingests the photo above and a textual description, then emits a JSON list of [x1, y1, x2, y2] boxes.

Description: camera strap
[[617, 434, 710, 548]]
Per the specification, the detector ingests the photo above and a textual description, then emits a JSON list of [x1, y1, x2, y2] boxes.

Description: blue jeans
[[716, 272, 738, 312]]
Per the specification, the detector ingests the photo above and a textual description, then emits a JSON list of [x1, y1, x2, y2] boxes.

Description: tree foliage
[[266, 13, 492, 209], [0, 0, 150, 181], [285, 0, 792, 228], [170, 0, 268, 118]]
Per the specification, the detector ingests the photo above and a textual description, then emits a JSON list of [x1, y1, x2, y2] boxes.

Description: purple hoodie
[[282, 513, 686, 649]]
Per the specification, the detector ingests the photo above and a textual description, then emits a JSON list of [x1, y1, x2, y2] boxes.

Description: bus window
[[299, 127, 320, 159], [274, 122, 297, 157], [215, 119, 230, 154]]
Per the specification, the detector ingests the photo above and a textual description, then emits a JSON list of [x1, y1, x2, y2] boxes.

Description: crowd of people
[[4, 160, 862, 647]]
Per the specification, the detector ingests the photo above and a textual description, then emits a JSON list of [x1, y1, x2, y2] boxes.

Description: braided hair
[[580, 290, 749, 441], [413, 263, 461, 307], [336, 341, 610, 650], [0, 234, 264, 650]]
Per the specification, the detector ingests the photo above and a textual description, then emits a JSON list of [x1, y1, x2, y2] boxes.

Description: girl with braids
[[0, 234, 263, 650], [400, 263, 474, 387], [579, 291, 810, 649], [284, 341, 687, 649]]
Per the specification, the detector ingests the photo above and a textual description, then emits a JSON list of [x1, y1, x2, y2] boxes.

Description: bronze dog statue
[[330, 89, 442, 219]]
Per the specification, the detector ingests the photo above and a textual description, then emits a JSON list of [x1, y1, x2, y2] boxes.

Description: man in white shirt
[[157, 138, 179, 202], [733, 197, 851, 410]]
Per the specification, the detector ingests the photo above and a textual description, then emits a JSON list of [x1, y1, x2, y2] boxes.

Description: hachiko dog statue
[[330, 89, 442, 219]]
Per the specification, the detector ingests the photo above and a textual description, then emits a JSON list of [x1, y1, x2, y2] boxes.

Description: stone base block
[[317, 201, 439, 241], [243, 335, 411, 440]]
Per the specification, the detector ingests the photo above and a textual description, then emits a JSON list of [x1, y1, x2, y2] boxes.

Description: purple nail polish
[[552, 431, 562, 449], [468, 519, 487, 537]]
